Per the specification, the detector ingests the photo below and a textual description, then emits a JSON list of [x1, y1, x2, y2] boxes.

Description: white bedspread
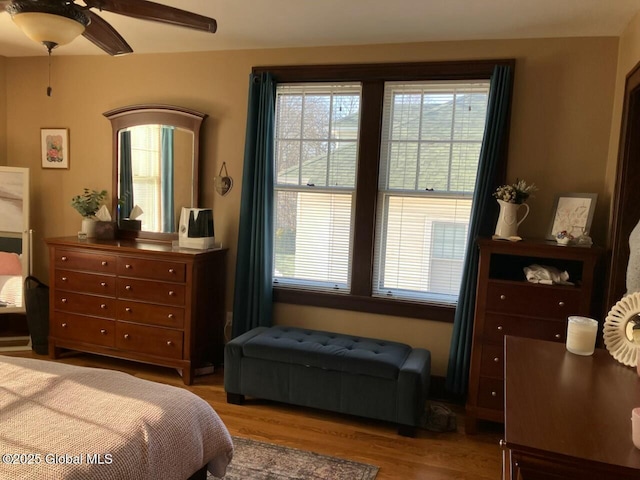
[[0, 356, 233, 479]]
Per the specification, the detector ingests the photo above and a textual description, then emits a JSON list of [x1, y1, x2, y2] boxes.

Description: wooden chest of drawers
[[46, 237, 226, 385], [465, 237, 603, 433]]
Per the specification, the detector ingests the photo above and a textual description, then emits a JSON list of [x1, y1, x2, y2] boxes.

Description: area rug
[[210, 436, 378, 480]]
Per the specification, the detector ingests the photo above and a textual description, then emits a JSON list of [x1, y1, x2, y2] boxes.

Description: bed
[[0, 249, 23, 309], [0, 356, 233, 479]]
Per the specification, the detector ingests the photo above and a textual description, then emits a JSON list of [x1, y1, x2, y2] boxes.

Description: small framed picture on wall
[[41, 128, 69, 169]]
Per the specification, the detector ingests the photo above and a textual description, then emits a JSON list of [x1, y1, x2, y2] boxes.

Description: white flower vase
[[494, 199, 529, 239], [81, 217, 97, 238]]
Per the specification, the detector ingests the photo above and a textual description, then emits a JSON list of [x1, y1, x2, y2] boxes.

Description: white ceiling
[[0, 0, 639, 57]]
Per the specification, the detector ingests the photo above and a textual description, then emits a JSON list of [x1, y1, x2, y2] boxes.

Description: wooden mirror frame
[[606, 62, 640, 310], [104, 104, 207, 241]]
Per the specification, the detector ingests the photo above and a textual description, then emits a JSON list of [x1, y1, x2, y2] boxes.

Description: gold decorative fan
[[603, 291, 640, 367]]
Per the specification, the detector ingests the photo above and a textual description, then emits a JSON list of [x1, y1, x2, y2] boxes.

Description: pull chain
[[47, 48, 52, 97]]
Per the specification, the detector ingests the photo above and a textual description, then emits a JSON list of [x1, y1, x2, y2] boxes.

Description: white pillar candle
[[566, 316, 598, 356]]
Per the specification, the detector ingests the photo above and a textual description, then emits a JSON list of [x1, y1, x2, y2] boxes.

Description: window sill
[[273, 286, 455, 323]]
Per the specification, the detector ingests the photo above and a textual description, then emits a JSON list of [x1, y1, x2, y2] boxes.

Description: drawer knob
[[493, 357, 500, 363], [125, 307, 132, 313], [61, 298, 67, 303], [500, 294, 506, 300], [61, 276, 67, 282], [125, 285, 132, 291], [168, 268, 175, 274], [168, 290, 175, 296], [100, 304, 107, 309], [499, 439, 506, 448], [61, 322, 67, 328], [125, 264, 132, 269], [100, 329, 107, 335], [61, 256, 67, 261], [555, 333, 561, 339], [167, 313, 175, 319], [100, 282, 107, 287], [101, 261, 108, 266], [166, 340, 173, 346], [491, 391, 497, 397], [497, 325, 503, 331], [558, 301, 565, 307], [124, 334, 130, 339]]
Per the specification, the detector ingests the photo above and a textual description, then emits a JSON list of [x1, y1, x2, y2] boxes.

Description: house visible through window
[[264, 61, 510, 320]]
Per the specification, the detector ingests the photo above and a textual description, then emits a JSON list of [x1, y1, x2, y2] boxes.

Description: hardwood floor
[[4, 350, 504, 479]]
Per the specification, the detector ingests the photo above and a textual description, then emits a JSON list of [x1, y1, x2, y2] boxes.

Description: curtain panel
[[231, 72, 277, 338], [446, 64, 514, 395]]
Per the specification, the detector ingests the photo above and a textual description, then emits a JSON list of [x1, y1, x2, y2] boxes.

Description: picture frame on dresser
[[546, 192, 597, 240]]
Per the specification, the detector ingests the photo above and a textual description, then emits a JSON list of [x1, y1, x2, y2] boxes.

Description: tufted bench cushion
[[242, 327, 411, 379], [224, 325, 431, 436]]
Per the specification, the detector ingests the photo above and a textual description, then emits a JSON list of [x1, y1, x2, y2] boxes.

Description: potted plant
[[71, 188, 107, 238]]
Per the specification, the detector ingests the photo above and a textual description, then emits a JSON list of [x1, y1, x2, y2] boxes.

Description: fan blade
[[83, 0, 217, 33], [83, 10, 133, 56]]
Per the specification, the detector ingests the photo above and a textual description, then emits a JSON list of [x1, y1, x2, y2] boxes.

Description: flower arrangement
[[493, 179, 538, 204], [71, 188, 107, 218]]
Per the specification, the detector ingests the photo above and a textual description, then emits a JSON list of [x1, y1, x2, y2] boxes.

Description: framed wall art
[[547, 192, 597, 240], [41, 128, 69, 169]]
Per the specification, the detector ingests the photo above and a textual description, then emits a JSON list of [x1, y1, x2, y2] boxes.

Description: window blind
[[273, 83, 361, 291], [373, 81, 490, 304]]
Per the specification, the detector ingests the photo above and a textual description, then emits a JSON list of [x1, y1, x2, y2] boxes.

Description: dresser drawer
[[54, 291, 115, 318], [54, 249, 117, 274], [117, 278, 185, 306], [116, 322, 183, 359], [485, 282, 580, 319], [116, 300, 184, 328], [55, 270, 116, 296], [52, 313, 115, 347], [480, 343, 504, 379], [117, 257, 186, 282], [483, 314, 566, 345], [477, 377, 503, 411]]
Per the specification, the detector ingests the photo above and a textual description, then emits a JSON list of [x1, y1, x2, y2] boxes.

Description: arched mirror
[[104, 104, 207, 241]]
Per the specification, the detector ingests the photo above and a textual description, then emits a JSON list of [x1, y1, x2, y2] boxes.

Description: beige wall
[[605, 11, 640, 233], [4, 36, 619, 375]]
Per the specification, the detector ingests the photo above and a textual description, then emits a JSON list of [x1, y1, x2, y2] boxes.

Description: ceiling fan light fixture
[[7, 2, 90, 49]]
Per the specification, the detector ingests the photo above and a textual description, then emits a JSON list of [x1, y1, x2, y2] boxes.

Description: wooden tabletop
[[504, 336, 640, 471]]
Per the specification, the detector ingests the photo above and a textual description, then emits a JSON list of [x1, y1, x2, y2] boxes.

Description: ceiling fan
[[0, 0, 217, 56]]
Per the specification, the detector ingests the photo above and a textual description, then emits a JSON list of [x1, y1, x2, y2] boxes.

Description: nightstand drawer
[[484, 314, 566, 344], [54, 291, 115, 318], [116, 322, 183, 359], [116, 300, 184, 328], [117, 257, 186, 282], [52, 313, 115, 347], [117, 278, 185, 306], [55, 270, 116, 296], [480, 344, 504, 379], [477, 377, 503, 411], [54, 249, 117, 274], [486, 282, 580, 319]]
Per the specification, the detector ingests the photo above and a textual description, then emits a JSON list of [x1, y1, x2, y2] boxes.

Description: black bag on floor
[[24, 276, 49, 355]]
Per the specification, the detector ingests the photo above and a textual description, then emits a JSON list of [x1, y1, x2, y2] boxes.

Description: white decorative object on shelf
[[603, 292, 640, 367]]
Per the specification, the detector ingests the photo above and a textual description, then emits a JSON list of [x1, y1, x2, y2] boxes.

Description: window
[[373, 81, 489, 304], [129, 124, 161, 231], [264, 61, 512, 321]]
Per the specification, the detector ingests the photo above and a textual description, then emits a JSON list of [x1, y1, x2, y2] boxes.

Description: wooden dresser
[[46, 237, 226, 385], [465, 237, 603, 433]]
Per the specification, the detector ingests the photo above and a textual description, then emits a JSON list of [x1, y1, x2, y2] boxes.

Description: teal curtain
[[161, 126, 175, 232], [446, 64, 513, 395], [232, 72, 276, 338], [119, 130, 134, 220]]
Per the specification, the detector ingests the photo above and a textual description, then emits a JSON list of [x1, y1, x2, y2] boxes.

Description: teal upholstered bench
[[224, 325, 431, 436]]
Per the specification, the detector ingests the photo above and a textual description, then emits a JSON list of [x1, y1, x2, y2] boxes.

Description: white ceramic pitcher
[[494, 199, 529, 239]]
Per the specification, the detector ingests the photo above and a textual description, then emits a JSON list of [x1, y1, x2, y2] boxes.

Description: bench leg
[[398, 425, 417, 437], [227, 392, 245, 405]]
